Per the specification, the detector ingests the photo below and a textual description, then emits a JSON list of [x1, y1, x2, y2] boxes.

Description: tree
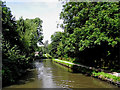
[[56, 1, 120, 69], [48, 32, 63, 57], [16, 17, 43, 55], [2, 1, 19, 46], [1, 1, 43, 86]]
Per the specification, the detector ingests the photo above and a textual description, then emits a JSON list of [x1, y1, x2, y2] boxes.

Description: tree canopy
[[1, 1, 43, 86], [47, 1, 120, 70]]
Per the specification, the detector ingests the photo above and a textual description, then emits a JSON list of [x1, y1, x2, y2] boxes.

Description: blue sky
[[4, 0, 64, 44]]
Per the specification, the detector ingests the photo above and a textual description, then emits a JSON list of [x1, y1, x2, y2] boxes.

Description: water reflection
[[35, 62, 44, 79], [35, 61, 60, 88], [3, 59, 118, 88]]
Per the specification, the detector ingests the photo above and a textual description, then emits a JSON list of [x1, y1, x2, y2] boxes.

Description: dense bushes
[[2, 41, 30, 85], [47, 2, 120, 70], [1, 1, 43, 86]]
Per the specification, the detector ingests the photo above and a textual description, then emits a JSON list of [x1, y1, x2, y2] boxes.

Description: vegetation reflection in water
[[3, 60, 118, 88], [2, 1, 120, 88]]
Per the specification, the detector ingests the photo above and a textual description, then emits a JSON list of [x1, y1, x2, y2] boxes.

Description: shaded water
[[4, 59, 118, 88]]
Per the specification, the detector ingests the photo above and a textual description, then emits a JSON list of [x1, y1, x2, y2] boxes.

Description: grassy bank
[[52, 59, 74, 68], [52, 58, 120, 87], [92, 71, 120, 83]]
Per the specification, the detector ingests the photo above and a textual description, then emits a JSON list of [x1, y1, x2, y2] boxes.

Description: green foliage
[[60, 2, 120, 50], [2, 41, 30, 85], [1, 1, 43, 86], [47, 32, 63, 57], [48, 2, 120, 70], [52, 59, 74, 68], [41, 40, 49, 54], [58, 57, 76, 63], [44, 53, 52, 59], [16, 17, 43, 53], [2, 1, 19, 47], [92, 71, 120, 82]]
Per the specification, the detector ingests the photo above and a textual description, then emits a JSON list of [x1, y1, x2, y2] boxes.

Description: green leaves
[[92, 71, 120, 82], [17, 17, 43, 53], [45, 2, 120, 71], [73, 16, 79, 21], [48, 2, 120, 69], [61, 2, 119, 49], [111, 41, 117, 47], [2, 1, 43, 86]]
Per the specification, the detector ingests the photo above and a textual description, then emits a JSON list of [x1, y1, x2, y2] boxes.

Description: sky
[[4, 0, 64, 44]]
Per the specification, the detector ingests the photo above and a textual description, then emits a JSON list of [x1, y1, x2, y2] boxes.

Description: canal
[[4, 59, 118, 88]]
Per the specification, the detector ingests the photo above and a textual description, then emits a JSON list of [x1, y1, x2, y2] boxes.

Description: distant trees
[[16, 17, 43, 54], [1, 1, 120, 86], [48, 2, 120, 70], [1, 1, 43, 86], [48, 32, 63, 57]]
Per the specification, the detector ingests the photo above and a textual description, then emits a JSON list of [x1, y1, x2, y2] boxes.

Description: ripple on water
[[3, 60, 118, 88]]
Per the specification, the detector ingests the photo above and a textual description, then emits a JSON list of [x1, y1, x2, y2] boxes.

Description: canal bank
[[52, 58, 120, 87], [3, 59, 118, 88]]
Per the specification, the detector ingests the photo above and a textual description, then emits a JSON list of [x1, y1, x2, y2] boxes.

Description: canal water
[[4, 59, 118, 88]]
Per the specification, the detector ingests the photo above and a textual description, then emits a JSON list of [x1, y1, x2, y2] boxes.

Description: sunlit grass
[[92, 71, 120, 82]]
